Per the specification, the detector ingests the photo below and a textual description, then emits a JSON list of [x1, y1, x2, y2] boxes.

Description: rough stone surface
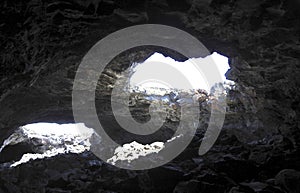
[[0, 0, 300, 192]]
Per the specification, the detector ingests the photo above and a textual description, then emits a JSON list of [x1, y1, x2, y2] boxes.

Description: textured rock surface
[[0, 0, 300, 192]]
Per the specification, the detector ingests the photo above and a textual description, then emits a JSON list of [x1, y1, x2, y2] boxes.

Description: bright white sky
[[130, 52, 230, 93], [6, 123, 94, 167], [21, 122, 94, 136]]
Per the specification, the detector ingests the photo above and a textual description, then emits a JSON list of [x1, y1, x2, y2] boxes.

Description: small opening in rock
[[0, 123, 94, 167]]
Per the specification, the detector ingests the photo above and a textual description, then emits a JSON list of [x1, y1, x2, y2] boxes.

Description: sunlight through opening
[[0, 52, 235, 168], [0, 123, 94, 167], [129, 52, 233, 95]]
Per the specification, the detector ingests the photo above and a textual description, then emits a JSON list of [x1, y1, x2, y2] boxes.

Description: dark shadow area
[[0, 0, 300, 192]]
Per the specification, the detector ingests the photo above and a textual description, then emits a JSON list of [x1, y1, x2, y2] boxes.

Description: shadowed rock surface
[[0, 0, 300, 192]]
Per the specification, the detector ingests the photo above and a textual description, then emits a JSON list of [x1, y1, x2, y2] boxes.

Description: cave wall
[[1, 0, 300, 192], [0, 0, 300, 148]]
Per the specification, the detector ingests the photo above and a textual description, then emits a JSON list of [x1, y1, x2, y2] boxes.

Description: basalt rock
[[0, 0, 300, 192]]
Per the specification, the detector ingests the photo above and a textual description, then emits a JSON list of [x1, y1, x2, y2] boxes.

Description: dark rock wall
[[0, 0, 300, 192], [0, 0, 299, 144]]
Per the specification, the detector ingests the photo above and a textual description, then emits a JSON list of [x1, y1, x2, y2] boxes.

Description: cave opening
[[0, 51, 235, 168], [128, 51, 233, 95], [1, 0, 299, 191], [0, 122, 94, 167], [106, 51, 236, 166]]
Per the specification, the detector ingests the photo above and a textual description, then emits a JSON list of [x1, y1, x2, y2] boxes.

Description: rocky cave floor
[[1, 0, 300, 192], [0, 86, 299, 193], [0, 128, 300, 193]]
